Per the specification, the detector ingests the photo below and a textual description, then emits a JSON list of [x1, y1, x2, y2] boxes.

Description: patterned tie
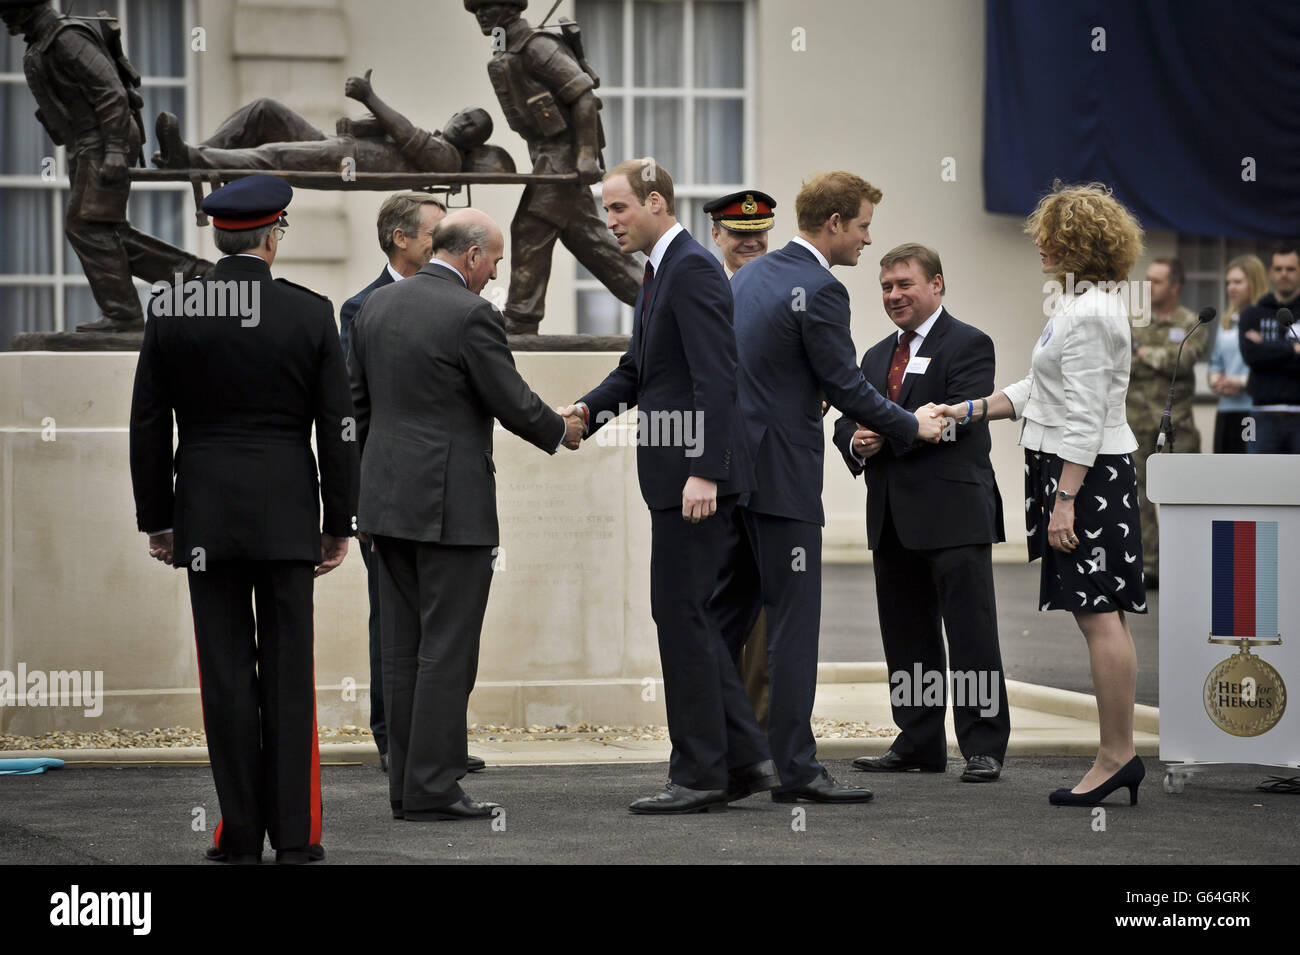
[[887, 331, 917, 401]]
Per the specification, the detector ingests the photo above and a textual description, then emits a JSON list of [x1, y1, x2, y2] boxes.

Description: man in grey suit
[[348, 208, 584, 820]]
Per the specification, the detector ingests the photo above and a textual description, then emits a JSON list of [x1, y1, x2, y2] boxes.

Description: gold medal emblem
[[1203, 643, 1287, 737], [741, 194, 757, 215]]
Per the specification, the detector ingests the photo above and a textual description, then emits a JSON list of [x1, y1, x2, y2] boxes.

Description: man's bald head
[[432, 208, 503, 294]]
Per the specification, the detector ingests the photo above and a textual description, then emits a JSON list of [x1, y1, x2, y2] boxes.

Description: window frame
[[574, 0, 755, 334]]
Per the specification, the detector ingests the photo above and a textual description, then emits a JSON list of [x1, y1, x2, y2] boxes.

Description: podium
[[1148, 454, 1300, 792]]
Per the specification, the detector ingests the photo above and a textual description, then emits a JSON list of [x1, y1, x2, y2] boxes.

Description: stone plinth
[[0, 350, 665, 735]]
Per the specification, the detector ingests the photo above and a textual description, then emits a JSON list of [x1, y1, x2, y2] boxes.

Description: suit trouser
[[713, 506, 823, 790], [187, 560, 321, 854], [373, 536, 493, 810], [360, 539, 387, 756], [650, 495, 770, 790], [872, 510, 1010, 765]]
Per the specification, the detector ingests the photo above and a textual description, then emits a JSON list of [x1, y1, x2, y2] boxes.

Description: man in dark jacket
[[834, 244, 1009, 782], [130, 175, 358, 863], [1240, 241, 1300, 454], [349, 208, 582, 821]]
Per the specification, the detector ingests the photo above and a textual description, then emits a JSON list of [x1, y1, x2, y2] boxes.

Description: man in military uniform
[[467, 0, 641, 333], [1127, 257, 1206, 586], [129, 175, 358, 864], [703, 189, 777, 729], [2, 0, 210, 332]]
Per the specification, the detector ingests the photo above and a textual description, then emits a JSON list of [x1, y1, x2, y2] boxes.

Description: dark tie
[[887, 330, 917, 401]]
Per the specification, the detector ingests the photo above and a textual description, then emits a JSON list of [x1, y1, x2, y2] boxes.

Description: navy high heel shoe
[[1049, 755, 1145, 806]]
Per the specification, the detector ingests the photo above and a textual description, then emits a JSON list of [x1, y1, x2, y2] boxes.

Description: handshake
[[852, 402, 959, 458], [557, 404, 587, 450]]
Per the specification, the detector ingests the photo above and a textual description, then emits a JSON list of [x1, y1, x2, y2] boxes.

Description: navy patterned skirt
[[1025, 450, 1148, 614]]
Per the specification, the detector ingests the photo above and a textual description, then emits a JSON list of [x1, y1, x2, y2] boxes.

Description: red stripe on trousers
[[1232, 521, 1256, 636], [310, 602, 322, 846]]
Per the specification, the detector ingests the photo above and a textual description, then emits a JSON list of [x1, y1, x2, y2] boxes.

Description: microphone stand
[[1156, 314, 1212, 453]]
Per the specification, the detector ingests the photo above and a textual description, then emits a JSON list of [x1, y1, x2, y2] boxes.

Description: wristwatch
[[1056, 489, 1077, 501]]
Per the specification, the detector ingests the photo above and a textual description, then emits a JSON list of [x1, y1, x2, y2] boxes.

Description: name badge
[[1168, 327, 1187, 343], [905, 356, 931, 375], [1039, 321, 1054, 346]]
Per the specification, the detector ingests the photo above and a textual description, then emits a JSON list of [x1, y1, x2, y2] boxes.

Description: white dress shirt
[[386, 262, 405, 284], [647, 222, 684, 273], [428, 258, 468, 286], [850, 307, 943, 464], [1001, 286, 1138, 467], [790, 235, 830, 272]]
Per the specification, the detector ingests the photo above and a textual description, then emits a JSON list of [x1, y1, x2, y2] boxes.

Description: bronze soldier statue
[[2, 0, 210, 332], [153, 72, 515, 177], [467, 0, 641, 334]]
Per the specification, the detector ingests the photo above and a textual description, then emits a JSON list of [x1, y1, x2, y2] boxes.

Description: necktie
[[887, 330, 917, 401]]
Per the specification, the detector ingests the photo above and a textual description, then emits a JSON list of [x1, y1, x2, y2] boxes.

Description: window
[[574, 0, 753, 334], [0, 0, 196, 347]]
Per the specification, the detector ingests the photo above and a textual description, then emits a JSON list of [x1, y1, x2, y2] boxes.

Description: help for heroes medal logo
[[1203, 521, 1286, 736]]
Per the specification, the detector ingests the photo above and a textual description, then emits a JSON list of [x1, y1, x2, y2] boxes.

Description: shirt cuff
[[146, 528, 173, 536]]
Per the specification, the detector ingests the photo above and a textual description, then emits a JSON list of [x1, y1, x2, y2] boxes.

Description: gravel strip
[[2, 717, 892, 751]]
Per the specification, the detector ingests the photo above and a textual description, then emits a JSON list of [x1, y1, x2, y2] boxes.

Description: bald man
[[348, 208, 584, 820]]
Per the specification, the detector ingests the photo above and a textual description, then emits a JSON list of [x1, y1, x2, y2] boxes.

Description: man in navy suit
[[339, 192, 465, 777], [563, 159, 777, 814], [719, 172, 945, 803], [833, 244, 1009, 782]]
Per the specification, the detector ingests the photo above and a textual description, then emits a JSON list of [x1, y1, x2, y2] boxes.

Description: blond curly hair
[[1025, 182, 1144, 284]]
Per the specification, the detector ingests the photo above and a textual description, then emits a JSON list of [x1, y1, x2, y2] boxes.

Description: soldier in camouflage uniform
[[3, 0, 210, 332], [466, 0, 641, 334], [1126, 258, 1206, 585]]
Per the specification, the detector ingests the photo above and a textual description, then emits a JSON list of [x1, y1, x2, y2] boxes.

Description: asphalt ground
[[3, 759, 1294, 866], [820, 561, 1160, 705]]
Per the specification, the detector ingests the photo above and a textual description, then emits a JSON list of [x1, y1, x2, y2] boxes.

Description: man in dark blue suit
[[339, 191, 485, 777], [719, 172, 945, 803], [564, 159, 777, 814], [834, 244, 1008, 782]]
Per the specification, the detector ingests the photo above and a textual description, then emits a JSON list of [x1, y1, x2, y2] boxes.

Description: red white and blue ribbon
[[1211, 520, 1279, 640]]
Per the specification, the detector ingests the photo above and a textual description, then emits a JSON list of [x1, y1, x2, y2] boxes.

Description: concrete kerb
[[0, 663, 1160, 765]]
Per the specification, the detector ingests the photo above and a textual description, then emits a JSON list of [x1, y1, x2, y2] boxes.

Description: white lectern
[[1149, 454, 1300, 792]]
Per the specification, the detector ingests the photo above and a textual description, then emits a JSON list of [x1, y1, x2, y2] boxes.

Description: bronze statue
[[153, 72, 516, 177], [2, 0, 211, 333], [467, 0, 640, 334]]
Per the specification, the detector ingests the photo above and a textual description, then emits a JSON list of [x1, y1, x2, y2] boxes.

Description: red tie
[[887, 331, 917, 401]]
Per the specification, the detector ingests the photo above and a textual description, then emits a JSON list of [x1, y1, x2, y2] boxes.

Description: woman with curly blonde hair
[[935, 182, 1148, 806]]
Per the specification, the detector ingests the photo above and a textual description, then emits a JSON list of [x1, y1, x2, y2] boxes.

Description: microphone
[[1156, 307, 1215, 452], [1278, 306, 1296, 341]]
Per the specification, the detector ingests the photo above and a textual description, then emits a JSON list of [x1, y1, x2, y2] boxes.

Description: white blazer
[[1002, 285, 1139, 467]]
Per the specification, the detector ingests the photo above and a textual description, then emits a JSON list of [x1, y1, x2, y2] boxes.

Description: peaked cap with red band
[[202, 175, 292, 231], [701, 189, 776, 233]]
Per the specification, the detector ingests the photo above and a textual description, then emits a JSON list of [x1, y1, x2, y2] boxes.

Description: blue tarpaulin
[[983, 0, 1300, 237]]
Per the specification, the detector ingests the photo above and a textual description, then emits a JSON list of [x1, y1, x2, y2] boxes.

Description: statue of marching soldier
[[2, 0, 211, 334]]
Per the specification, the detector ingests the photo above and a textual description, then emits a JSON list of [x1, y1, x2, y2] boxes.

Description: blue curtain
[[983, 0, 1300, 238]]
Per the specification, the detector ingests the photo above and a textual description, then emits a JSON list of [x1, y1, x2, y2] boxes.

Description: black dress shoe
[[467, 754, 486, 773], [773, 769, 874, 803], [961, 754, 1002, 782], [404, 795, 500, 821], [275, 844, 325, 865], [204, 846, 261, 865], [391, 800, 404, 820], [629, 782, 729, 814], [378, 752, 389, 774], [852, 750, 946, 773], [725, 759, 782, 802]]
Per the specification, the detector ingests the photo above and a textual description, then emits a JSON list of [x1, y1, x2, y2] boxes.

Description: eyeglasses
[[273, 217, 288, 241]]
